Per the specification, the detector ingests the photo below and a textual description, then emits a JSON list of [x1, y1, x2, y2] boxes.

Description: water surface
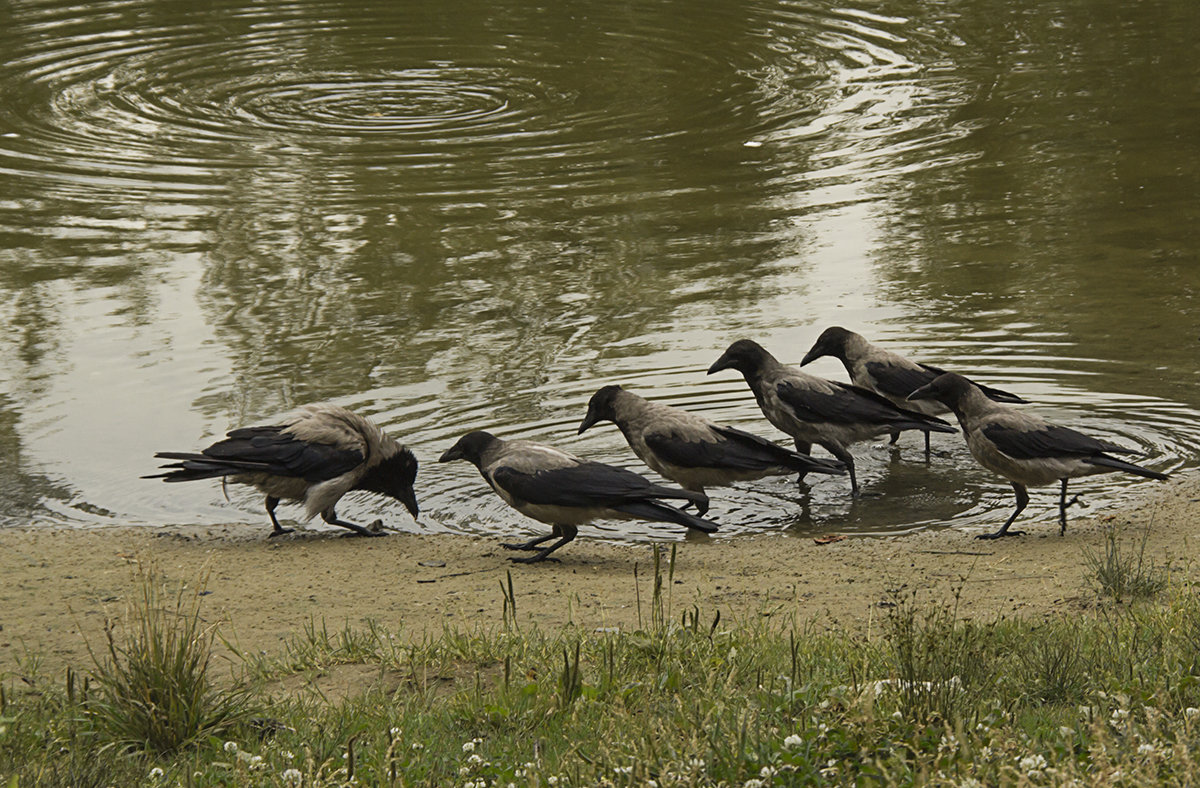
[[0, 0, 1196, 541]]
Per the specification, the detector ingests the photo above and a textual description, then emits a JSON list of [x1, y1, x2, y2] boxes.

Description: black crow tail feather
[[1085, 454, 1168, 481], [613, 500, 720, 533]]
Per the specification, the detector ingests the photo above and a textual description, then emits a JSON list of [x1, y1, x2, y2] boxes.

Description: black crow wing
[[154, 425, 364, 482], [865, 361, 938, 399], [777, 379, 951, 429], [644, 427, 778, 471], [490, 462, 699, 508], [982, 423, 1133, 460]]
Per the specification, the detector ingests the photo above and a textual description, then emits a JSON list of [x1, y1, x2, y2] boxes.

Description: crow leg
[[265, 496, 294, 536], [793, 439, 812, 485], [888, 431, 900, 445], [506, 524, 578, 564], [978, 483, 1028, 539], [1058, 478, 1082, 535], [679, 489, 711, 517], [820, 442, 858, 496], [923, 429, 931, 457], [321, 507, 385, 537]]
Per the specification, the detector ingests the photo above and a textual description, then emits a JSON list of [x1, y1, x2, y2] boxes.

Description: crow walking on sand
[[439, 430, 719, 563], [147, 403, 419, 536], [708, 339, 957, 495], [907, 372, 1168, 539], [578, 384, 844, 514], [801, 326, 1027, 452]]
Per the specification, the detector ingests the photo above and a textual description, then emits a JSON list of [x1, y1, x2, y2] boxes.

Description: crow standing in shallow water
[[908, 372, 1168, 539], [801, 326, 1027, 452], [707, 339, 957, 496], [146, 403, 419, 537], [578, 384, 845, 514], [439, 430, 719, 563]]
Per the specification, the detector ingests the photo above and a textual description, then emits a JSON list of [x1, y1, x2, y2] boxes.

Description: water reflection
[[0, 0, 1194, 538]]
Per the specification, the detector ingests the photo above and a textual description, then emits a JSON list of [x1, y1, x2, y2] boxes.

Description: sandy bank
[[2, 473, 1197, 676]]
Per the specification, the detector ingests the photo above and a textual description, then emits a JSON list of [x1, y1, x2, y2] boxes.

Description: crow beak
[[907, 384, 935, 402], [578, 410, 600, 435], [400, 487, 420, 518], [707, 353, 733, 375], [438, 446, 463, 463]]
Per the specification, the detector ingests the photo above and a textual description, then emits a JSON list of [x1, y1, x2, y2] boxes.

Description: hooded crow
[[707, 339, 957, 496], [439, 430, 719, 563], [578, 385, 845, 514], [801, 326, 1027, 452], [146, 403, 419, 537], [908, 372, 1168, 539]]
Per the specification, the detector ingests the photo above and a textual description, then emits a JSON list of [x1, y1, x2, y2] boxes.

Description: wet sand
[[2, 473, 1197, 676]]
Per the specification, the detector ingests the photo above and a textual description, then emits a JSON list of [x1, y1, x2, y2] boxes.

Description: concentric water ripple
[[0, 0, 1196, 540]]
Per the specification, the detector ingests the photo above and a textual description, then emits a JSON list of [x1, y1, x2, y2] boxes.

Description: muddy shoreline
[[2, 472, 1196, 676]]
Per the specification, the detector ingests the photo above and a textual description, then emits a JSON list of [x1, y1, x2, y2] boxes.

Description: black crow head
[[578, 385, 623, 434], [438, 430, 498, 467], [707, 339, 772, 377], [801, 326, 853, 366], [360, 448, 419, 518], [907, 372, 974, 407]]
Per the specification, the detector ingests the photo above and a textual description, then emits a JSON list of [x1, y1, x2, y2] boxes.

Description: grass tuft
[[84, 564, 256, 754], [1083, 523, 1168, 602]]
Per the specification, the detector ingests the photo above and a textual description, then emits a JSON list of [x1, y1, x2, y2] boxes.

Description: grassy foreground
[[2, 540, 1200, 788]]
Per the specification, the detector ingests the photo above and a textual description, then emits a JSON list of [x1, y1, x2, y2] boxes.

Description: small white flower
[[412, 742, 425, 750], [1187, 707, 1200, 720], [1111, 708, 1130, 722], [283, 750, 295, 760], [467, 754, 483, 765], [689, 758, 705, 769], [1019, 754, 1047, 774], [614, 765, 633, 775], [1138, 743, 1156, 756], [548, 777, 559, 786], [783, 733, 803, 748], [742, 780, 764, 788], [760, 765, 775, 778], [462, 740, 476, 753], [148, 767, 164, 780], [390, 727, 402, 737], [459, 766, 471, 776], [223, 741, 238, 754], [282, 768, 303, 785]]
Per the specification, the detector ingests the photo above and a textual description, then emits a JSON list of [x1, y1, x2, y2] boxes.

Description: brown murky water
[[0, 0, 1196, 540]]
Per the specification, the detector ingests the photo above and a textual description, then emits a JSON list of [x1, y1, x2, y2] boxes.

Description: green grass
[[4, 548, 1200, 786]]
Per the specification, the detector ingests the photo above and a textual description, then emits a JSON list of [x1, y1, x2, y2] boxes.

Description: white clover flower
[[282, 768, 303, 785], [412, 742, 424, 750], [689, 758, 705, 769], [783, 734, 803, 749], [463, 740, 476, 753], [760, 765, 775, 778], [1111, 708, 1129, 722], [390, 727, 402, 737], [1187, 707, 1200, 720], [283, 750, 295, 760], [515, 769, 526, 778], [148, 767, 164, 780], [223, 741, 238, 754], [467, 754, 483, 765], [742, 780, 764, 788], [459, 766, 471, 776], [548, 777, 559, 786], [614, 765, 632, 775], [1019, 754, 1047, 774]]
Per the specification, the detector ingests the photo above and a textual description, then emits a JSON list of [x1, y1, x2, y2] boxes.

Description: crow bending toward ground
[[146, 403, 419, 537]]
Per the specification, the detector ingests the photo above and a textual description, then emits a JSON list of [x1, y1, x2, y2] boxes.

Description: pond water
[[0, 0, 1196, 541]]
